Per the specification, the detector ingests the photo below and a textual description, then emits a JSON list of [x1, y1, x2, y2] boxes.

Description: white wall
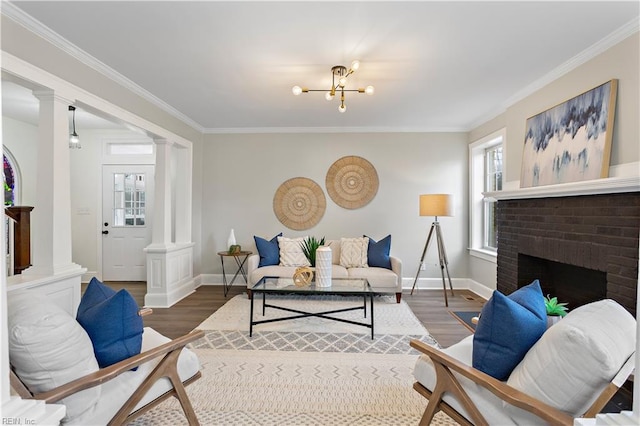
[[2, 116, 38, 206], [199, 132, 469, 284], [467, 32, 640, 290]]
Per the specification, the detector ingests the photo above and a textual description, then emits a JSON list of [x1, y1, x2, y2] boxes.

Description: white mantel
[[485, 175, 640, 201]]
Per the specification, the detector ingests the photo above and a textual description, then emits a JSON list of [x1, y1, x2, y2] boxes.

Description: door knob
[[102, 230, 109, 235]]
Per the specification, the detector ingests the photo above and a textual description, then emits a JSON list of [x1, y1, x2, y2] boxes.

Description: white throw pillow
[[340, 237, 369, 268], [506, 299, 636, 419], [8, 291, 101, 423], [278, 236, 310, 267]]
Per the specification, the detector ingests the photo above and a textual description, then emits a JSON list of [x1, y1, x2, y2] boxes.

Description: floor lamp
[[411, 194, 455, 306]]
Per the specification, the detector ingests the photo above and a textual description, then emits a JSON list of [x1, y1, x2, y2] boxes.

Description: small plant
[[544, 294, 569, 317], [300, 236, 325, 267]]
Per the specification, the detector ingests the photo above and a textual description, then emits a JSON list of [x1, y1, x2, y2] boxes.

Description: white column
[[149, 138, 173, 248], [174, 144, 192, 243], [23, 91, 82, 276]]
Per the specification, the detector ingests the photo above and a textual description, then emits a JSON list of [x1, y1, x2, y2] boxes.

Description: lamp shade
[[419, 194, 453, 217]]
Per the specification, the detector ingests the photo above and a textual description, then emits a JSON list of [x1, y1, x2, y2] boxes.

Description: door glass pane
[[112, 172, 146, 227]]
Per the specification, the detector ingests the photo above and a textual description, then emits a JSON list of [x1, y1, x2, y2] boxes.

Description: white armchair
[[411, 299, 636, 425]]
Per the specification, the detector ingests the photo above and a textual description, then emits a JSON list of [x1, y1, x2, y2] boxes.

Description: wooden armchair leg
[[108, 348, 199, 426], [426, 362, 489, 426]]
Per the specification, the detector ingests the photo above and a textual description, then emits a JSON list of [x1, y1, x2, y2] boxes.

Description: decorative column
[[144, 139, 195, 307], [23, 91, 82, 276]]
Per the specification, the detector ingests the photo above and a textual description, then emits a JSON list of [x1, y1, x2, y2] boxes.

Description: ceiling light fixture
[[68, 105, 81, 149], [292, 60, 374, 113]]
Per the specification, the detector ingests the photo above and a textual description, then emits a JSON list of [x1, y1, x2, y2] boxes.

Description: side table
[[218, 251, 252, 297]]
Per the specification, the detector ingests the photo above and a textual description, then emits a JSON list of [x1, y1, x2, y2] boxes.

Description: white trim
[[1, 52, 194, 149], [468, 248, 497, 264], [469, 17, 640, 130], [402, 277, 491, 301], [469, 129, 505, 255], [1, 2, 205, 134], [203, 126, 467, 134], [486, 175, 640, 201]]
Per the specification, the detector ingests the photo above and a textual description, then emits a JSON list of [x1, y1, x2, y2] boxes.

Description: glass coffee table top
[[251, 276, 373, 294]]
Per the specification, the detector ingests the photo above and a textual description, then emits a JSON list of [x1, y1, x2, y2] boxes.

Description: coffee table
[[249, 276, 376, 339]]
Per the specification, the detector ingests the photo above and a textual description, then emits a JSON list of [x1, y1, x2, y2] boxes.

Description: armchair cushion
[[365, 234, 392, 269], [472, 280, 546, 380], [254, 232, 282, 267], [8, 291, 101, 423], [76, 277, 143, 368], [507, 299, 637, 418]]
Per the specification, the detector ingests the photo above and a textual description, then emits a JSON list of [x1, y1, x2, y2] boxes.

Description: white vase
[[315, 246, 332, 287], [227, 229, 236, 248]]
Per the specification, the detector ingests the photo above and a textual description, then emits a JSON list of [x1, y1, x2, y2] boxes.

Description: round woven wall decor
[[273, 177, 326, 230], [325, 156, 379, 209]]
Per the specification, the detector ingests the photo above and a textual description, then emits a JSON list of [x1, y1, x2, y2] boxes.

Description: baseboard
[[404, 277, 491, 301], [144, 278, 196, 308]]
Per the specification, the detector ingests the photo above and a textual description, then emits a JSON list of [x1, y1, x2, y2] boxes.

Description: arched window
[[4, 149, 20, 207]]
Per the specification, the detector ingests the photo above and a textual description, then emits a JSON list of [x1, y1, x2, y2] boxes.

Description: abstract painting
[[520, 80, 617, 188]]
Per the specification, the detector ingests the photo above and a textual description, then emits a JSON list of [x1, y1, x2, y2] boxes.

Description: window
[[113, 173, 146, 227], [469, 129, 505, 261]]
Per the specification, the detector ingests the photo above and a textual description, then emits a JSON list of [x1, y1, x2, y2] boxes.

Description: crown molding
[[468, 16, 640, 131], [1, 2, 205, 134], [203, 125, 468, 134]]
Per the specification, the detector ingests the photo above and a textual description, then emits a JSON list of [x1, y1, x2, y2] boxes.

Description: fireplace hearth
[[497, 191, 640, 315]]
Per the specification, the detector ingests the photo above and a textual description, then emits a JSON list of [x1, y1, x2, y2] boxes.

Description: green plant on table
[[300, 236, 326, 267], [544, 294, 569, 317]]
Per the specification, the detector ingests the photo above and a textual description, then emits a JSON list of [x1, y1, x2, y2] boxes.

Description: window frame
[[469, 128, 505, 263]]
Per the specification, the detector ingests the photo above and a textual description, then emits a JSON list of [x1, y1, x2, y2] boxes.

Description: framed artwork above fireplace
[[520, 79, 618, 188]]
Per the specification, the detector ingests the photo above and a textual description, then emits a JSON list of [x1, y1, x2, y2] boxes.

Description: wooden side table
[[218, 251, 252, 297]]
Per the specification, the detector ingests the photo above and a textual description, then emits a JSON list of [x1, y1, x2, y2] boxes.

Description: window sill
[[468, 248, 497, 263]]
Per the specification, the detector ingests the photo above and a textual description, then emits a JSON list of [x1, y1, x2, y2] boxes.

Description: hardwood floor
[[91, 282, 485, 347]]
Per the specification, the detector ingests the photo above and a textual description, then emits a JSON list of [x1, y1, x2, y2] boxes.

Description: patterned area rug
[[130, 294, 458, 425]]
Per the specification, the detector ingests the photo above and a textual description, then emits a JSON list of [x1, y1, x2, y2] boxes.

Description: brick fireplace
[[496, 187, 640, 316]]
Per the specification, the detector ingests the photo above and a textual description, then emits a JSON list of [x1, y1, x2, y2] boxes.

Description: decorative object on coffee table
[[293, 266, 314, 287], [315, 246, 332, 287], [520, 79, 617, 188], [411, 194, 455, 306], [326, 155, 378, 209], [300, 236, 325, 266], [273, 177, 326, 230]]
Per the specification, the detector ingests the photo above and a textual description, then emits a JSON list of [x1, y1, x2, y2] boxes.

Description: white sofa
[[247, 239, 403, 302]]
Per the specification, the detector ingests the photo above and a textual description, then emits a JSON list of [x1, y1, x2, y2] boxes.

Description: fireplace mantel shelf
[[485, 175, 640, 201]]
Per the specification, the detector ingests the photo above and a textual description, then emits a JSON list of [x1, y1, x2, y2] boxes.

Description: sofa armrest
[[390, 256, 402, 287], [247, 254, 260, 280]]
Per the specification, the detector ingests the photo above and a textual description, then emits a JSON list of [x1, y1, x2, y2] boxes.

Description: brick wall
[[496, 192, 640, 315]]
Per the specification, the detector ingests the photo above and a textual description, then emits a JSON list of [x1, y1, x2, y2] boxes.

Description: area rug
[[130, 294, 458, 425]]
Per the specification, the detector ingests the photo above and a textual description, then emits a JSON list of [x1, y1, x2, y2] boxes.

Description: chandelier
[[292, 60, 374, 113]]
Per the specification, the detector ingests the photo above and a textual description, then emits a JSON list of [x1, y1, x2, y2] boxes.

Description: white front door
[[102, 165, 154, 281]]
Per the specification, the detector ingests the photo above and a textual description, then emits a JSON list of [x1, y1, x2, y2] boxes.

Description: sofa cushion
[[76, 278, 143, 368], [340, 237, 369, 268], [365, 234, 392, 269], [277, 236, 310, 266], [507, 299, 636, 418], [348, 267, 398, 289], [472, 280, 546, 380], [254, 233, 282, 267], [8, 291, 101, 423]]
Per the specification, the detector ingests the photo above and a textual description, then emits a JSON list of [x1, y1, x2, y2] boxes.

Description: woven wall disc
[[273, 177, 326, 230], [325, 156, 379, 209]]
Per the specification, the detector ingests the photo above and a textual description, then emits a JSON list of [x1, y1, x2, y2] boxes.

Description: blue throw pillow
[[76, 278, 143, 368], [364, 234, 392, 269], [254, 233, 282, 267], [472, 280, 547, 380]]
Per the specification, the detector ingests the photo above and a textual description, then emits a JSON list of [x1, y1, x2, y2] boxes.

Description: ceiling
[[3, 1, 639, 133]]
